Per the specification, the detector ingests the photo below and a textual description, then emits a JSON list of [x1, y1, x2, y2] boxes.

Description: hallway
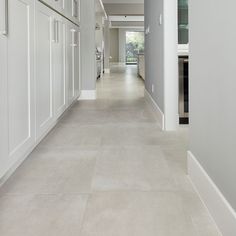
[[0, 65, 220, 235]]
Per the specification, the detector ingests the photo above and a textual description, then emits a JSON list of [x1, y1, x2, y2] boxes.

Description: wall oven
[[179, 56, 189, 124]]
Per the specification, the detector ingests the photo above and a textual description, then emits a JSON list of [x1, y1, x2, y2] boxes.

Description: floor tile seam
[[38, 144, 181, 149], [0, 193, 91, 198], [90, 189, 194, 195], [100, 145, 164, 148], [89, 148, 103, 196], [78, 193, 93, 235], [57, 122, 161, 128]]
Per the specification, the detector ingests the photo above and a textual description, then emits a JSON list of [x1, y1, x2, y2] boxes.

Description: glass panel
[[126, 31, 144, 65], [178, 0, 188, 44]]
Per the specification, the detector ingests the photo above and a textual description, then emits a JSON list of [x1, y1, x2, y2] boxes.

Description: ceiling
[[102, 0, 144, 3], [109, 15, 144, 28], [100, 0, 144, 28], [102, 0, 144, 16]]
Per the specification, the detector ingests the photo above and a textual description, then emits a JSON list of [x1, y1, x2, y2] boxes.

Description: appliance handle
[[1, 0, 8, 36]]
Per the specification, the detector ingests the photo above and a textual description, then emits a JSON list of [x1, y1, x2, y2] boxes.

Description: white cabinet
[[66, 22, 80, 105], [74, 26, 81, 98], [35, 2, 80, 139], [40, 0, 80, 25], [138, 54, 145, 80], [65, 0, 80, 24], [35, 2, 54, 140], [0, 0, 80, 180], [53, 16, 67, 119], [0, 0, 35, 178]]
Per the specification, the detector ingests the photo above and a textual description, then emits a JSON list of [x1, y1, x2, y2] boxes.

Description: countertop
[[178, 44, 189, 56]]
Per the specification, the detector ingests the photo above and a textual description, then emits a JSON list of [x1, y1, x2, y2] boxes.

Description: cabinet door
[[66, 23, 80, 105], [0, 6, 8, 177], [73, 26, 81, 99], [35, 2, 54, 140], [66, 22, 74, 106], [0, 0, 35, 178], [65, 0, 80, 24], [53, 15, 67, 119]]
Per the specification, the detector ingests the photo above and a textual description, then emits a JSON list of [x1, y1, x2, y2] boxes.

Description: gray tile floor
[[0, 64, 221, 235]]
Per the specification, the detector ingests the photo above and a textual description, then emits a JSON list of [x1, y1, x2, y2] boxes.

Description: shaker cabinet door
[[0, 0, 35, 177], [73, 26, 81, 99], [66, 22, 80, 105], [35, 2, 54, 140], [53, 16, 67, 119]]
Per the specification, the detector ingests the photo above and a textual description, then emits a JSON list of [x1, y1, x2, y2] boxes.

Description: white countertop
[[178, 44, 189, 56]]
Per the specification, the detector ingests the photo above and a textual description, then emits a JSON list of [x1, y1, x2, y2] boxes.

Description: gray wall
[[189, 0, 236, 210], [110, 28, 119, 62], [80, 0, 96, 90], [95, 13, 103, 50], [144, 0, 164, 111], [119, 28, 126, 63]]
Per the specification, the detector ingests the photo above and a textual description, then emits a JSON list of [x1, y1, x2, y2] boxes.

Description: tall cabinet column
[[104, 19, 110, 73]]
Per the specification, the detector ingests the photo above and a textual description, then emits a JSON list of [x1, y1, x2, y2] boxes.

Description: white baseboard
[[188, 151, 236, 236], [144, 89, 165, 130], [79, 90, 97, 100], [104, 68, 110, 74]]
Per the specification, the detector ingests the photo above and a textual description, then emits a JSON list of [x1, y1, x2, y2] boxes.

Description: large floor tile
[[0, 194, 88, 236], [101, 124, 179, 146], [0, 64, 221, 236], [81, 191, 201, 236], [0, 148, 97, 195], [92, 146, 177, 191], [39, 125, 103, 148]]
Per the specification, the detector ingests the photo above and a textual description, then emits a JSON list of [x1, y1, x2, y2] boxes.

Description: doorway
[[125, 31, 144, 65]]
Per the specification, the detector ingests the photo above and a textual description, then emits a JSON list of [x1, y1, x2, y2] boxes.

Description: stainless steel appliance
[[96, 50, 102, 79], [179, 56, 189, 124]]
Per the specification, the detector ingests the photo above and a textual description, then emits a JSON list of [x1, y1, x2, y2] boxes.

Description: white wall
[[110, 28, 119, 62], [144, 0, 178, 131], [189, 0, 236, 213], [119, 28, 126, 63], [80, 0, 96, 90]]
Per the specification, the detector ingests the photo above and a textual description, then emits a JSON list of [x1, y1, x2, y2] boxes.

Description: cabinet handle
[[1, 0, 8, 36], [52, 19, 58, 43], [52, 19, 56, 42], [71, 29, 77, 47], [55, 20, 59, 43], [72, 0, 78, 18]]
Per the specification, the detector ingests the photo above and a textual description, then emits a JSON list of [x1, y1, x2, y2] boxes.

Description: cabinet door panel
[[66, 23, 74, 105], [35, 3, 54, 139], [74, 27, 80, 98], [67, 23, 80, 105], [0, 26, 8, 178], [7, 0, 35, 157], [65, 0, 80, 24], [54, 17, 66, 118]]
